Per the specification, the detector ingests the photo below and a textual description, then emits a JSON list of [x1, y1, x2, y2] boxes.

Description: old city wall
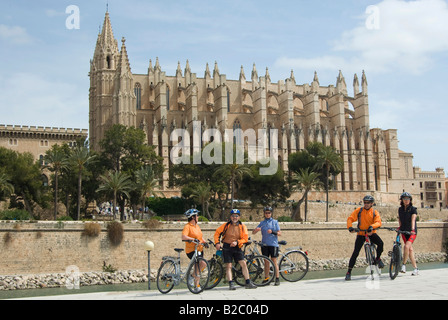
[[0, 218, 446, 276]]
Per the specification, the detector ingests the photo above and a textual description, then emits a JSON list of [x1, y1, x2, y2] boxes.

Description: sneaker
[[229, 281, 236, 290], [375, 258, 384, 268], [345, 272, 351, 281], [274, 278, 280, 286], [401, 265, 406, 273], [245, 281, 257, 289], [411, 268, 419, 276]]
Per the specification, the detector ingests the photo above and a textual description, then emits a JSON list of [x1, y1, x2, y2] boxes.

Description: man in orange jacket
[[214, 209, 256, 290], [345, 195, 384, 280]]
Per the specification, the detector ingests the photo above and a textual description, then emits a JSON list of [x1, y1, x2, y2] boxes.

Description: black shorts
[[261, 245, 279, 258], [222, 243, 245, 264], [186, 250, 203, 260]]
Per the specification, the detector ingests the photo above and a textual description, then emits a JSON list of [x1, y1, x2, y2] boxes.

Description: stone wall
[[1, 219, 447, 277]]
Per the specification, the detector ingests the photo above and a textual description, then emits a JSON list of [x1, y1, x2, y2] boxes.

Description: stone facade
[[0, 219, 446, 276], [0, 124, 88, 184], [88, 12, 445, 204]]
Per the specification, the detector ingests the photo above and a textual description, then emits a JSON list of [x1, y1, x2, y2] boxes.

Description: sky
[[0, 0, 447, 173]]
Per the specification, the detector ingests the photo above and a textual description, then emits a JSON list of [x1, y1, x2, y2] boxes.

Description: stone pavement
[[11, 267, 448, 300]]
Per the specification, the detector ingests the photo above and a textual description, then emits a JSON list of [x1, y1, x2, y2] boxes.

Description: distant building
[[414, 167, 447, 210], [0, 124, 88, 185]]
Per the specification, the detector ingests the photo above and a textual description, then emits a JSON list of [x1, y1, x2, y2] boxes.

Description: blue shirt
[[256, 218, 280, 247]]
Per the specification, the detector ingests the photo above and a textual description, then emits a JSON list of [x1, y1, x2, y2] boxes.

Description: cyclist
[[181, 209, 207, 259], [345, 195, 383, 280], [398, 192, 419, 275], [253, 206, 281, 286], [214, 209, 257, 290]]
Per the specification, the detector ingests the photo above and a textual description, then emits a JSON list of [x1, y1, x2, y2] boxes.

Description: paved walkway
[[11, 267, 448, 300]]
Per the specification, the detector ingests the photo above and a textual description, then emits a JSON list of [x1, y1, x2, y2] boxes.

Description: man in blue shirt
[[253, 206, 281, 285]]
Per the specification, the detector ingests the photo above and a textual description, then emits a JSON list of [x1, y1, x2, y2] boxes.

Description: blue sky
[[0, 0, 447, 173]]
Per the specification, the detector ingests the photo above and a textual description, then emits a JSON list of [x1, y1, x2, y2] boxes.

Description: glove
[[348, 227, 354, 232], [367, 226, 373, 233]]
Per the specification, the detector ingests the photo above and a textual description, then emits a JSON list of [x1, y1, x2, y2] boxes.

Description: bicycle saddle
[[278, 240, 287, 245], [174, 248, 184, 253]]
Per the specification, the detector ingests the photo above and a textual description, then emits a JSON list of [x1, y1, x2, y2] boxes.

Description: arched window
[[134, 83, 142, 110], [233, 119, 242, 145], [166, 85, 170, 111]]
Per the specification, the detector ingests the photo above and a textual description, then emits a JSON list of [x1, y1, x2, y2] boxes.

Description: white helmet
[[184, 208, 199, 219]]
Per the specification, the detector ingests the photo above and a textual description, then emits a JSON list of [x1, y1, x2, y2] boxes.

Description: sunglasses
[[363, 201, 373, 204]]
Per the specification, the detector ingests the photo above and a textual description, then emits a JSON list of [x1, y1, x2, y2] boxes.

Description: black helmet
[[400, 192, 412, 200], [363, 195, 374, 203], [263, 206, 273, 212]]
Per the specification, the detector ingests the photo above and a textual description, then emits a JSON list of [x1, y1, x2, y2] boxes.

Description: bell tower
[[89, 11, 119, 151]]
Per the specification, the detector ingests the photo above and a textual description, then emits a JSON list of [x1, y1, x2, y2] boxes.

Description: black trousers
[[348, 234, 384, 270]]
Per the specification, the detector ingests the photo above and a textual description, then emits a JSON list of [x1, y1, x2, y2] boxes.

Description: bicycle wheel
[[205, 258, 224, 290], [186, 257, 210, 294], [365, 244, 379, 280], [247, 255, 275, 286], [279, 250, 309, 282], [389, 245, 401, 280], [156, 259, 176, 294], [233, 262, 246, 287]]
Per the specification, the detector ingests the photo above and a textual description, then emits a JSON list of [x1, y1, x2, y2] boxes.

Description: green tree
[[314, 145, 343, 222], [190, 183, 212, 220], [44, 145, 69, 220], [290, 168, 322, 221], [70, 141, 97, 220], [238, 161, 290, 207], [99, 124, 163, 177], [0, 147, 46, 215], [0, 172, 14, 199], [213, 163, 253, 210], [135, 166, 163, 219], [97, 170, 134, 220]]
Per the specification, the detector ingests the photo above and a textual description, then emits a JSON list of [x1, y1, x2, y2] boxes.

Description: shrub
[[107, 221, 124, 246], [142, 219, 160, 230], [0, 209, 31, 220], [147, 197, 186, 216], [83, 222, 102, 237]]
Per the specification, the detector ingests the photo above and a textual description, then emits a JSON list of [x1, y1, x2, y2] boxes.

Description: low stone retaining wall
[[0, 252, 445, 291]]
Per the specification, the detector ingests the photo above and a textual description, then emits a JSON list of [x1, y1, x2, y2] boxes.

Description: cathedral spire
[[93, 11, 119, 70]]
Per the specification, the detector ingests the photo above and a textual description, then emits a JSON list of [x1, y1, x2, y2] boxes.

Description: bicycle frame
[[352, 228, 379, 280], [157, 239, 209, 294], [384, 227, 410, 280]]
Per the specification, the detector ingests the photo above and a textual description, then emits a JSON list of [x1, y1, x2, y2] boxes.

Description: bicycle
[[205, 239, 275, 288], [384, 227, 411, 280], [204, 239, 224, 290], [156, 239, 210, 294], [250, 239, 309, 282], [351, 228, 380, 280]]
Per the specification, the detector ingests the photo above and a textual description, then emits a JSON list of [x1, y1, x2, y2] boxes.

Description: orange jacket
[[347, 207, 382, 235], [214, 221, 249, 249]]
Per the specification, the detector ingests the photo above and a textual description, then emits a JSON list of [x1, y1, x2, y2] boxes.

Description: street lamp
[[144, 240, 154, 290]]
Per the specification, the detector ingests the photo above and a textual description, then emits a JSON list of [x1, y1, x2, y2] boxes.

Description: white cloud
[[275, 0, 448, 75], [0, 24, 34, 45]]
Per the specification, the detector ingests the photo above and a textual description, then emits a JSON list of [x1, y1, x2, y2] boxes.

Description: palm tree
[[214, 163, 253, 209], [70, 143, 96, 220], [314, 145, 343, 222], [191, 183, 212, 220], [44, 147, 69, 220], [290, 168, 322, 221], [135, 166, 162, 219], [97, 170, 133, 220], [0, 172, 14, 198]]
